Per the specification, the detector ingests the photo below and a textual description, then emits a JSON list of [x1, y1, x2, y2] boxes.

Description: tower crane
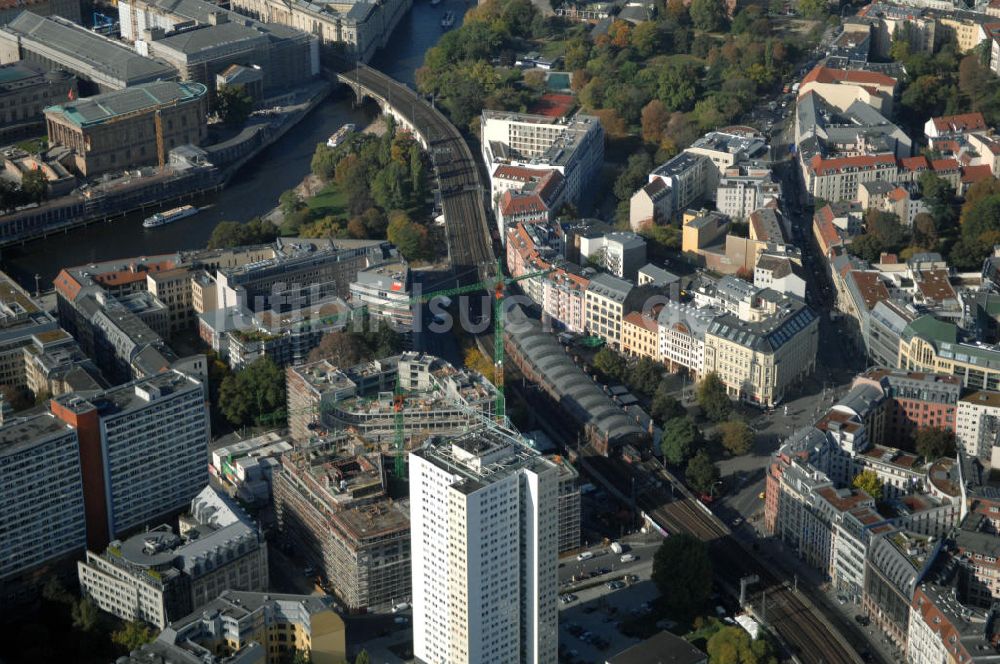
[[260, 257, 555, 480]]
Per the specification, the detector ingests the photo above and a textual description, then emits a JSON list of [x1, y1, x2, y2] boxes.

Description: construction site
[[273, 440, 411, 612], [285, 353, 498, 449]]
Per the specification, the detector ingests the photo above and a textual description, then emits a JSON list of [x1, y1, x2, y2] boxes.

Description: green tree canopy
[[626, 357, 662, 395], [207, 219, 279, 249], [851, 470, 882, 500], [111, 621, 156, 653], [387, 210, 430, 261], [707, 625, 778, 664], [652, 533, 712, 619], [696, 372, 731, 422], [686, 448, 718, 493], [21, 168, 47, 204], [218, 357, 286, 427], [718, 417, 753, 456], [661, 416, 700, 465], [593, 347, 627, 381], [690, 0, 726, 31], [652, 381, 685, 424], [215, 84, 254, 128], [915, 426, 957, 461]]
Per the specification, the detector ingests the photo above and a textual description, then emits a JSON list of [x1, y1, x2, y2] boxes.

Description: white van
[[576, 551, 594, 561], [620, 554, 636, 563]]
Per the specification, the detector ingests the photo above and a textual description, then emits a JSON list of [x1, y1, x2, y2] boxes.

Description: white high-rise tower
[[409, 426, 559, 664]]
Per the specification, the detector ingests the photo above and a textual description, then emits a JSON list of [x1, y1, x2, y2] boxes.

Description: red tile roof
[[962, 164, 994, 184], [624, 310, 659, 333], [931, 112, 986, 133], [899, 156, 929, 172], [801, 65, 896, 89], [931, 158, 960, 172], [492, 165, 554, 182]]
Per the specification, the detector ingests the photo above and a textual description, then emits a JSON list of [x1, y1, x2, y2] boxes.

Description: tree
[[280, 189, 303, 216], [613, 152, 654, 201], [20, 168, 47, 204], [912, 212, 938, 249], [696, 372, 731, 422], [112, 621, 156, 652], [661, 416, 699, 465], [919, 172, 956, 228], [652, 533, 712, 619], [797, 0, 827, 19], [308, 330, 372, 365], [593, 347, 626, 381], [632, 21, 663, 58], [866, 209, 907, 252], [707, 625, 778, 664], [464, 346, 497, 384], [355, 651, 372, 664], [215, 84, 253, 128], [71, 597, 98, 633], [291, 650, 312, 664], [218, 357, 286, 427], [652, 383, 685, 423], [686, 448, 718, 493], [0, 383, 33, 411], [915, 426, 957, 460], [207, 219, 279, 249], [718, 418, 753, 456], [690, 0, 725, 31], [311, 144, 338, 181], [847, 233, 884, 262], [641, 99, 671, 145], [387, 210, 429, 260], [626, 357, 663, 395], [852, 470, 883, 500]]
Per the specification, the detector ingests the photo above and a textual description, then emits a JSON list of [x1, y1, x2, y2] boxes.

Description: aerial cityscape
[[5, 0, 1000, 661]]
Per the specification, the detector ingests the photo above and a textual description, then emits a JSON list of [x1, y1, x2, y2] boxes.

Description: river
[[1, 0, 467, 288]]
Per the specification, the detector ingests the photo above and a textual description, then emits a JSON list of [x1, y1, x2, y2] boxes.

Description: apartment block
[[121, 590, 346, 663], [410, 427, 560, 664], [0, 413, 86, 608], [51, 370, 209, 549], [863, 531, 940, 650], [702, 296, 818, 407], [274, 446, 410, 611], [78, 486, 268, 628], [482, 110, 604, 238], [957, 391, 1000, 463]]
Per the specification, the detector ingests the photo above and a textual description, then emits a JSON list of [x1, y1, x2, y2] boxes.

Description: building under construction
[[273, 441, 411, 611], [286, 353, 498, 447]]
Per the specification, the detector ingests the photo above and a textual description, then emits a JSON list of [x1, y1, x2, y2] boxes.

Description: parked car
[[392, 602, 410, 613], [620, 554, 636, 563], [576, 551, 594, 561]]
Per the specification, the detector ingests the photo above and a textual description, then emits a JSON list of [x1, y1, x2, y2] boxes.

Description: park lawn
[[14, 137, 46, 153], [306, 182, 348, 218]]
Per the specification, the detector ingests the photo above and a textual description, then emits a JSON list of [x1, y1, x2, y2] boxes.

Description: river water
[[1, 0, 467, 288]]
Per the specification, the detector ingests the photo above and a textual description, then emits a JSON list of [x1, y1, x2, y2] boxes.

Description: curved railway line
[[323, 56, 865, 664], [325, 59, 496, 280]]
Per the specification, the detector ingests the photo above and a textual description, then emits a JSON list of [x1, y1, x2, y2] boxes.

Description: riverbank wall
[[0, 82, 334, 249]]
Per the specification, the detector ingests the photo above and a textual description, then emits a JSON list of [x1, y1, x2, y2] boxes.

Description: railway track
[[586, 453, 862, 664], [325, 59, 496, 280]]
